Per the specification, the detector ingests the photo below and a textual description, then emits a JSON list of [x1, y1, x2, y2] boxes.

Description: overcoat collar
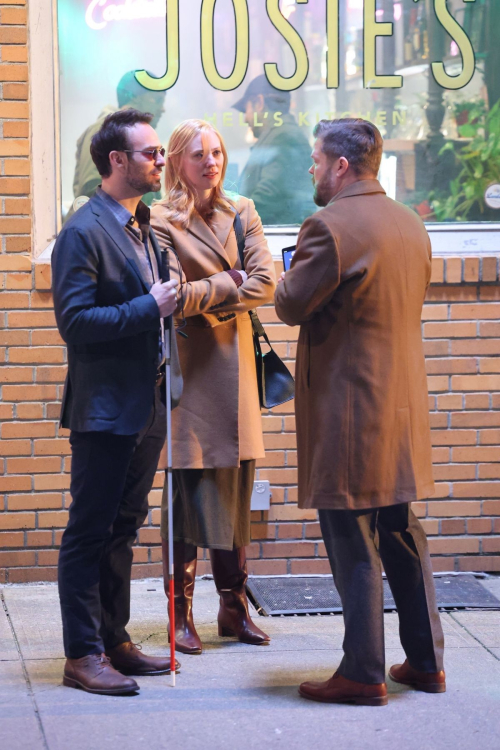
[[90, 191, 151, 292], [329, 179, 386, 205], [186, 207, 234, 268]]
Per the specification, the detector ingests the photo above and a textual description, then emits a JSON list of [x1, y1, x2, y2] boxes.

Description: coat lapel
[[90, 195, 150, 292], [187, 209, 233, 268]]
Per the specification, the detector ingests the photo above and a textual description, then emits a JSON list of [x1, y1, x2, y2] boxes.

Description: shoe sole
[[298, 687, 388, 706], [169, 635, 202, 655], [63, 675, 139, 695], [388, 671, 446, 694], [117, 668, 181, 676]]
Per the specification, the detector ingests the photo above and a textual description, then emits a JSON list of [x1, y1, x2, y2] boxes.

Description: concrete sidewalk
[[1, 577, 499, 750]]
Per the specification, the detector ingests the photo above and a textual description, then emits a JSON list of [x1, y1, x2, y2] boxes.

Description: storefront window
[[57, 0, 499, 225]]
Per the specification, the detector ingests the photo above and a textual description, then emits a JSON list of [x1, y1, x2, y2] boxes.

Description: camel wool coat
[[150, 196, 275, 469], [275, 180, 435, 511]]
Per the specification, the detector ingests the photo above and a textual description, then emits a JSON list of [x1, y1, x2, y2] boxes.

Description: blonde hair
[[159, 119, 234, 228]]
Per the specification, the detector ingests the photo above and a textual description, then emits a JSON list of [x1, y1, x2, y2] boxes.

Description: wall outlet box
[[251, 480, 271, 511]]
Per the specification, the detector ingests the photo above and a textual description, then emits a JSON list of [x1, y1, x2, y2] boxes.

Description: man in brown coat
[[275, 119, 445, 706]]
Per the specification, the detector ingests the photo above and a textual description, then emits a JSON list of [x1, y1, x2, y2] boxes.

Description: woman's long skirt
[[160, 460, 256, 550]]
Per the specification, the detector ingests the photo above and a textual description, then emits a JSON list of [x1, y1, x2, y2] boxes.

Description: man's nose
[[155, 152, 166, 167], [308, 165, 314, 175]]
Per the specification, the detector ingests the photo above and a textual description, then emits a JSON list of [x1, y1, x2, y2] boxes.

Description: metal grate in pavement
[[246, 574, 500, 616]]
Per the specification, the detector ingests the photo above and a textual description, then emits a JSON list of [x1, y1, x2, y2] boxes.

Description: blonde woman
[[150, 119, 275, 654]]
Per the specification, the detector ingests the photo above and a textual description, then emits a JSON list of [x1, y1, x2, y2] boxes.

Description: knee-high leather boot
[[162, 539, 202, 655], [209, 547, 270, 645]]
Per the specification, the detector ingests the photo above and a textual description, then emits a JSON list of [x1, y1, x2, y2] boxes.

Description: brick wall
[[1, 2, 500, 582]]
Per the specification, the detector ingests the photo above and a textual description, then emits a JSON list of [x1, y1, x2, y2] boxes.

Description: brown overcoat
[[275, 180, 435, 510], [150, 196, 275, 469]]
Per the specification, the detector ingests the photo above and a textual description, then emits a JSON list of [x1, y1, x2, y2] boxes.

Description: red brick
[[452, 375, 500, 391], [8, 567, 58, 583], [0, 531, 24, 547], [8, 311, 56, 328], [8, 493, 63, 511], [465, 394, 490, 410], [277, 523, 302, 540], [458, 556, 500, 572], [426, 358, 476, 375], [427, 500, 481, 517], [3, 384, 58, 405], [423, 340, 449, 356], [436, 394, 462, 411], [31, 329, 64, 346], [482, 538, 500, 553], [256, 451, 285, 468], [251, 524, 277, 540], [430, 557, 455, 573], [445, 258, 462, 284], [258, 468, 297, 484], [0, 7, 26, 23], [421, 305, 448, 321], [463, 258, 479, 282], [262, 542, 315, 558], [451, 304, 500, 320], [0, 46, 28, 64], [479, 429, 500, 445], [3, 161, 29, 177], [440, 519, 466, 535], [431, 430, 476, 446], [34, 474, 71, 491], [37, 511, 69, 528], [0, 366, 33, 383], [0, 439, 31, 456], [34, 264, 52, 291], [290, 559, 332, 575], [0, 551, 35, 567], [480, 322, 500, 337], [482, 501, 500, 515], [452, 482, 500, 498], [467, 518, 492, 534], [36, 366, 67, 383], [428, 537, 479, 554], [479, 358, 500, 374], [424, 322, 476, 339], [2, 421, 56, 438], [37, 550, 59, 566], [33, 439, 71, 456], [5, 273, 31, 289], [247, 559, 287, 575], [432, 447, 450, 463], [26, 531, 54, 547], [481, 258, 498, 283], [0, 512, 35, 529], [427, 376, 449, 392], [430, 257, 444, 284], [452, 412, 500, 428], [478, 464, 500, 480], [451, 339, 500, 355], [268, 505, 317, 521], [452, 447, 500, 462], [432, 464, 475, 481], [0, 254, 31, 271], [0, 474, 31, 491]]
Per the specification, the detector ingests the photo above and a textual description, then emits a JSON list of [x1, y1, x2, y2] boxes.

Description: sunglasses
[[123, 147, 166, 161]]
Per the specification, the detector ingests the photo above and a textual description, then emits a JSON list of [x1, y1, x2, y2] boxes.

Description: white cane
[[161, 249, 176, 687]]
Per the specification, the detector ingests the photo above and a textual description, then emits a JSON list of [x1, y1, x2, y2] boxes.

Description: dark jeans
[[58, 388, 165, 659], [319, 503, 445, 684]]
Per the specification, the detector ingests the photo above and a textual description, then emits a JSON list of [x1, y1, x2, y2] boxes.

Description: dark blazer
[[52, 191, 175, 435]]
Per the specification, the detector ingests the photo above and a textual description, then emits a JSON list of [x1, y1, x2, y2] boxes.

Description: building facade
[[1, 0, 500, 582]]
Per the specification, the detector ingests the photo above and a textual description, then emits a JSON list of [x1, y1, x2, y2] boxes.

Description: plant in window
[[430, 100, 500, 222]]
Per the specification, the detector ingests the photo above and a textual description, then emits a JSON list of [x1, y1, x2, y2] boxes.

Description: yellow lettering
[[298, 112, 310, 127], [363, 0, 402, 89], [253, 112, 264, 128], [431, 0, 476, 90], [135, 0, 179, 91], [326, 0, 339, 88], [392, 109, 405, 126], [273, 111, 283, 127], [264, 0, 309, 91], [222, 112, 233, 127], [201, 0, 249, 91], [375, 110, 387, 126], [204, 113, 218, 126], [239, 112, 247, 127]]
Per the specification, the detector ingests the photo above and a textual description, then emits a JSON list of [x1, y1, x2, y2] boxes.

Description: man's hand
[[149, 279, 178, 317], [278, 271, 286, 284]]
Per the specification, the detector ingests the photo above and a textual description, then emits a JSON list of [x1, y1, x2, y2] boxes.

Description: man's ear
[[337, 156, 350, 176], [109, 150, 127, 171]]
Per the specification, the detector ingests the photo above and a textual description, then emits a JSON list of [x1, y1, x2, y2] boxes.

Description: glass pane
[[57, 0, 499, 225]]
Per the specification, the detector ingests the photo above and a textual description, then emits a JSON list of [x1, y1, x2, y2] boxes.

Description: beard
[[125, 166, 161, 195], [313, 173, 336, 207]]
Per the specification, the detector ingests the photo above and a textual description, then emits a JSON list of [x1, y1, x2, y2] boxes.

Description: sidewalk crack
[[1, 591, 50, 750], [449, 611, 500, 662]]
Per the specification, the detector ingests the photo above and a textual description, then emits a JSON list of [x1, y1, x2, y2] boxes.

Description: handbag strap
[[232, 210, 272, 348]]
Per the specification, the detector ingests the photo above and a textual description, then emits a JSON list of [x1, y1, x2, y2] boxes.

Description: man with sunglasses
[[52, 109, 180, 695]]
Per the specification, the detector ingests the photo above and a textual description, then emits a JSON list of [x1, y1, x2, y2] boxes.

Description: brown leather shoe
[[163, 539, 203, 655], [63, 653, 139, 695], [210, 547, 270, 646], [389, 659, 446, 693], [106, 641, 180, 676], [299, 673, 388, 706]]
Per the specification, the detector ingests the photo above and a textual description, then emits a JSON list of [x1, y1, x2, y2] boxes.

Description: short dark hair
[[90, 108, 153, 178], [258, 93, 290, 114], [313, 118, 383, 176]]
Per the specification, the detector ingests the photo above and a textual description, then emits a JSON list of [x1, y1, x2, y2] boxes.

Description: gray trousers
[[319, 503, 445, 684]]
